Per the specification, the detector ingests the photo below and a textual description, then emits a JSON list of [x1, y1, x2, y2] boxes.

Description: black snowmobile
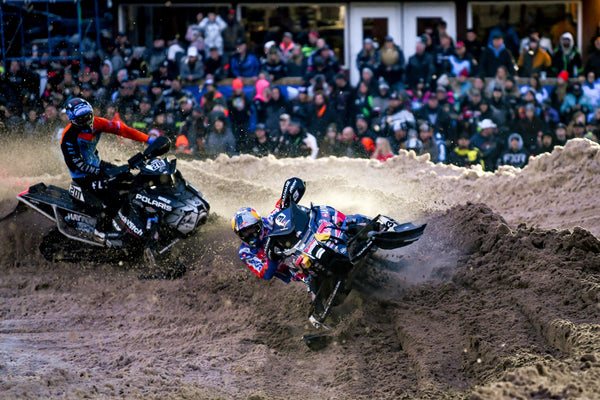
[[17, 136, 210, 275]]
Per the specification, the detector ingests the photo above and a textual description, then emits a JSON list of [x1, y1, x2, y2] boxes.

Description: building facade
[[115, 1, 594, 83]]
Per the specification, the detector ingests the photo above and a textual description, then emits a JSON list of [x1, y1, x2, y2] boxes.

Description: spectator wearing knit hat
[[549, 70, 570, 112], [448, 41, 476, 77]]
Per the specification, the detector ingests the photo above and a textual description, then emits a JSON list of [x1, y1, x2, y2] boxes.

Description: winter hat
[[187, 46, 198, 57], [479, 119, 497, 130], [558, 70, 569, 81], [232, 78, 244, 90], [459, 68, 469, 78]]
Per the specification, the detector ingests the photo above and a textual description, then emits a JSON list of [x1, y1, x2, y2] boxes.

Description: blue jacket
[[230, 53, 260, 78]]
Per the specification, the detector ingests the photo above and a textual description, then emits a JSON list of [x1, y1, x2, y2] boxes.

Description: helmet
[[65, 97, 94, 130], [232, 207, 263, 247]]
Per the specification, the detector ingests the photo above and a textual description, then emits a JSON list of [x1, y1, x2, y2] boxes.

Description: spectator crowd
[[2, 9, 600, 171]]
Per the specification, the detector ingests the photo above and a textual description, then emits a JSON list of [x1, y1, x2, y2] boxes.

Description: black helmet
[[65, 97, 94, 131]]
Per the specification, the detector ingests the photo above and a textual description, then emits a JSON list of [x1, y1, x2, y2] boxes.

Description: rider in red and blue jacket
[[233, 177, 371, 283], [232, 177, 308, 283]]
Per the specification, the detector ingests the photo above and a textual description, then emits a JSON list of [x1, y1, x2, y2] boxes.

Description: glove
[[128, 152, 146, 169], [147, 136, 156, 144], [264, 237, 283, 261], [280, 177, 306, 208]]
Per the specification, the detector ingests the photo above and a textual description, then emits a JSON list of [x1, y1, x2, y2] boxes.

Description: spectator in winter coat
[[307, 91, 337, 143], [276, 119, 318, 159], [185, 13, 205, 53], [144, 36, 168, 74], [560, 82, 593, 122], [278, 32, 296, 63], [199, 12, 227, 55], [418, 121, 446, 163], [517, 37, 552, 77], [227, 78, 253, 152], [496, 133, 529, 169], [356, 38, 381, 76], [264, 86, 291, 133], [447, 132, 485, 168], [405, 39, 435, 90], [584, 36, 600, 77], [379, 91, 415, 138], [415, 95, 455, 143], [479, 34, 515, 77], [351, 81, 375, 127], [248, 123, 277, 157], [180, 47, 205, 83], [372, 79, 391, 114], [378, 36, 405, 90], [470, 118, 502, 171], [552, 32, 582, 78], [260, 46, 288, 82], [203, 110, 237, 158], [448, 41, 476, 77], [329, 73, 355, 130], [222, 9, 246, 60], [330, 126, 369, 158], [464, 28, 483, 64], [286, 46, 308, 77], [487, 15, 520, 58], [519, 28, 553, 56], [253, 79, 271, 125], [434, 33, 455, 77], [582, 71, 600, 108], [230, 40, 260, 79], [535, 131, 556, 155]]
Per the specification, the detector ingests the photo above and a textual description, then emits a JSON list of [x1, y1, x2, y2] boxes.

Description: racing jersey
[[238, 200, 308, 283], [61, 117, 150, 179]]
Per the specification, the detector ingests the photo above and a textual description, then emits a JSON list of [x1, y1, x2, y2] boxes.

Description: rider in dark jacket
[[61, 97, 154, 218]]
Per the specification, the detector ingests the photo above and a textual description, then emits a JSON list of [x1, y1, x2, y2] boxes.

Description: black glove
[[128, 152, 146, 169], [264, 236, 283, 261], [280, 177, 306, 208]]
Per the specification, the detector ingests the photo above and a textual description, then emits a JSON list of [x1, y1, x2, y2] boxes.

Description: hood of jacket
[[254, 79, 270, 102], [488, 42, 506, 58], [560, 32, 574, 53], [507, 132, 524, 151]]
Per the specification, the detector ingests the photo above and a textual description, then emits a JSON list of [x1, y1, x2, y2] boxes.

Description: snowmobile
[[266, 201, 426, 344], [16, 136, 210, 275]]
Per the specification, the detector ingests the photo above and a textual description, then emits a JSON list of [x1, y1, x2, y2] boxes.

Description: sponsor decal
[[157, 196, 172, 204], [69, 184, 85, 202], [66, 212, 95, 226], [135, 193, 172, 211], [118, 210, 144, 236], [145, 159, 167, 172], [275, 214, 289, 228]]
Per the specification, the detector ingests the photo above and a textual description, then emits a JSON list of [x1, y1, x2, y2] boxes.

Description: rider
[[232, 177, 308, 284], [61, 97, 155, 220], [232, 177, 373, 325]]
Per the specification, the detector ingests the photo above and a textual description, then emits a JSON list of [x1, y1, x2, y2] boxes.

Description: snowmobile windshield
[[269, 202, 310, 250]]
